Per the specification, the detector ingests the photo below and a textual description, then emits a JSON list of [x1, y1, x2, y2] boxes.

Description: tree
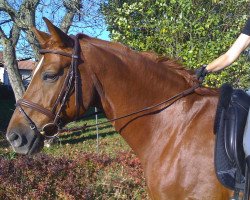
[[102, 0, 250, 88], [0, 0, 106, 100]]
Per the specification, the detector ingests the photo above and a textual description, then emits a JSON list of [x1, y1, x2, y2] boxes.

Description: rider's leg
[[243, 89, 250, 162], [243, 108, 250, 200], [243, 108, 250, 163]]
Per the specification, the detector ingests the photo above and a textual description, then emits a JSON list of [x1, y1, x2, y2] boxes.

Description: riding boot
[[243, 107, 250, 200], [243, 108, 250, 158]]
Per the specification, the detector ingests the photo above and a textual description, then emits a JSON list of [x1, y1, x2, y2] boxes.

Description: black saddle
[[214, 83, 250, 190]]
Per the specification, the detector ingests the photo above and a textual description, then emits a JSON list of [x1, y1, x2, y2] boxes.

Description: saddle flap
[[214, 83, 250, 190], [224, 105, 247, 175]]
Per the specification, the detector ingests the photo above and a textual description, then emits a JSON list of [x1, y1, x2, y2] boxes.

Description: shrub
[[0, 151, 148, 199], [102, 0, 250, 88], [0, 85, 15, 131]]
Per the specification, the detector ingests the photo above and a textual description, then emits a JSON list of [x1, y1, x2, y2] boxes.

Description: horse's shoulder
[[195, 87, 219, 96]]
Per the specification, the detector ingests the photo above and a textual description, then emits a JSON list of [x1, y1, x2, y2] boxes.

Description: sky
[[34, 0, 111, 40], [95, 29, 110, 41], [0, 0, 111, 58]]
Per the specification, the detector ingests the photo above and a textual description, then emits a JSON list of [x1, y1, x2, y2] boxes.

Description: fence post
[[95, 107, 99, 153]]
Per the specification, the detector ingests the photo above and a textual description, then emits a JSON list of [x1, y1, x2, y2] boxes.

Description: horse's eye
[[42, 72, 59, 82]]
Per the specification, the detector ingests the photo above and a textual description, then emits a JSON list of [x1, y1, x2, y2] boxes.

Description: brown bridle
[[16, 33, 84, 138], [15, 33, 201, 139]]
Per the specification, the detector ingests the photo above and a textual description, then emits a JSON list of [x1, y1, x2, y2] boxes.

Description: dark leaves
[[0, 151, 147, 199]]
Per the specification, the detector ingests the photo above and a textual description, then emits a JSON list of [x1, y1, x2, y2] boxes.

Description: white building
[[0, 51, 35, 87], [0, 66, 4, 83]]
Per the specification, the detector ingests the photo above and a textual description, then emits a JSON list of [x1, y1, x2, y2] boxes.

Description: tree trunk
[[3, 41, 25, 100], [0, 0, 93, 100], [25, 29, 40, 60]]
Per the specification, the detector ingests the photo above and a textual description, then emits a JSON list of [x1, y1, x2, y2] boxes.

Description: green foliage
[[102, 0, 250, 88]]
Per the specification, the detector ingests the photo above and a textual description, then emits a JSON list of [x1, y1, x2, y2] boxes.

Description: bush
[[102, 0, 250, 88], [0, 86, 15, 131], [0, 85, 14, 100], [0, 151, 148, 199]]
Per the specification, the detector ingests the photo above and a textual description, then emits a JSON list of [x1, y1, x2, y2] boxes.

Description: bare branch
[[25, 29, 40, 60], [0, 0, 16, 19], [60, 12, 75, 33], [0, 25, 7, 40], [0, 18, 12, 26], [15, 0, 40, 29], [10, 24, 20, 45], [60, 0, 81, 33]]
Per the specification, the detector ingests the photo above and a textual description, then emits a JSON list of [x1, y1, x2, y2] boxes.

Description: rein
[[58, 84, 200, 134], [15, 33, 200, 139]]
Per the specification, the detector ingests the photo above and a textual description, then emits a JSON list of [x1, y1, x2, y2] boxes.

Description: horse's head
[[6, 18, 96, 154]]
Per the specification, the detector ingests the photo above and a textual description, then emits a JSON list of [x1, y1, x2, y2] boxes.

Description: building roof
[[0, 51, 35, 70], [18, 60, 36, 70]]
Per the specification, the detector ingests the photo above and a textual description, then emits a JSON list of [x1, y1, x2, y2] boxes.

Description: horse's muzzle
[[6, 124, 44, 155]]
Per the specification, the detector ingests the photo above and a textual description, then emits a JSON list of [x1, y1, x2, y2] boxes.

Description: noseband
[[16, 33, 84, 138]]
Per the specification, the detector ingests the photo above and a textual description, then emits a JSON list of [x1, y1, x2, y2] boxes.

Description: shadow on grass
[[60, 123, 114, 139], [59, 130, 118, 145]]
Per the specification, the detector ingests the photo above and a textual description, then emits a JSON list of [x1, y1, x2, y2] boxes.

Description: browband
[[39, 49, 73, 58]]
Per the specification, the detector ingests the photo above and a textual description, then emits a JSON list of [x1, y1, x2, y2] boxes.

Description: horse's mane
[[140, 52, 195, 82], [139, 51, 218, 96], [82, 35, 218, 96]]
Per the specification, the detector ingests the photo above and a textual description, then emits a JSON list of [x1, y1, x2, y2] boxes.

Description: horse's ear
[[43, 17, 74, 47], [32, 27, 51, 48]]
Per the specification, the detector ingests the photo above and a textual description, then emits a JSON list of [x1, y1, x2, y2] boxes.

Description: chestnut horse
[[6, 18, 231, 199]]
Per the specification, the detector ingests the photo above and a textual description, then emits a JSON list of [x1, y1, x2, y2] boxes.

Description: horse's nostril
[[8, 132, 24, 148], [8, 132, 19, 142]]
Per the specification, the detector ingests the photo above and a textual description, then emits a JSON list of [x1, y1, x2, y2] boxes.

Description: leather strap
[[39, 49, 73, 58], [16, 99, 55, 119], [16, 34, 85, 138]]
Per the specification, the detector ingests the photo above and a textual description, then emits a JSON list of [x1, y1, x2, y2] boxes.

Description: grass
[[0, 113, 131, 157], [43, 116, 131, 158], [0, 114, 148, 199]]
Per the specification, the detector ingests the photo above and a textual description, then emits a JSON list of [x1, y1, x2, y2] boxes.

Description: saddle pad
[[215, 108, 238, 190], [214, 84, 250, 190]]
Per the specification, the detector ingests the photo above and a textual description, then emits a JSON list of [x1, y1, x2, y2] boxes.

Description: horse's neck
[[90, 46, 187, 117], [87, 42, 210, 160]]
